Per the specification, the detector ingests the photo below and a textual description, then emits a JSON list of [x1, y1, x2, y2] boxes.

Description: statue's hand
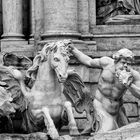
[[117, 69, 133, 87], [68, 43, 75, 54], [8, 66, 24, 80]]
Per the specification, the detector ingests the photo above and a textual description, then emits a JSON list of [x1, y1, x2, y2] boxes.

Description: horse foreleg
[[64, 101, 80, 136], [42, 107, 59, 139]]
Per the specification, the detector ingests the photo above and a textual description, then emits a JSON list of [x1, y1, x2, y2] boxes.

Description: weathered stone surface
[[106, 15, 140, 25], [69, 65, 101, 83], [76, 118, 88, 130], [89, 122, 140, 140], [0, 133, 48, 140], [123, 91, 140, 104], [2, 0, 24, 38], [125, 135, 140, 140], [0, 0, 2, 36], [92, 25, 140, 51], [42, 0, 80, 40], [88, 0, 96, 29], [72, 136, 89, 140], [0, 133, 74, 140], [92, 25, 140, 35], [1, 43, 34, 57], [95, 37, 140, 51], [89, 68, 101, 83], [123, 102, 138, 117], [78, 0, 89, 35]]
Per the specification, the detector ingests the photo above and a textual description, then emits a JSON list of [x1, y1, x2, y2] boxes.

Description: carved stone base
[[106, 15, 140, 25], [1, 39, 34, 57], [89, 122, 140, 140], [92, 25, 140, 51], [0, 132, 48, 140]]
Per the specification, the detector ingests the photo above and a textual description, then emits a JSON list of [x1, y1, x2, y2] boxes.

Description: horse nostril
[[59, 74, 62, 78]]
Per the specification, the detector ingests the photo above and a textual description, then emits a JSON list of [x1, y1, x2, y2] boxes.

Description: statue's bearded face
[[115, 58, 132, 72]]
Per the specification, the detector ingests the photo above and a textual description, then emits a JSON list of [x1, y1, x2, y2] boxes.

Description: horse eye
[[54, 57, 60, 62], [66, 57, 70, 62]]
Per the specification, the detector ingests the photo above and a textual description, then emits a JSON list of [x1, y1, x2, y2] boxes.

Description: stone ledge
[[92, 25, 140, 35], [0, 132, 48, 140], [0, 43, 34, 57]]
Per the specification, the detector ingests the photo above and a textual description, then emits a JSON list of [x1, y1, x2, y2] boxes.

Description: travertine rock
[[89, 122, 140, 140]]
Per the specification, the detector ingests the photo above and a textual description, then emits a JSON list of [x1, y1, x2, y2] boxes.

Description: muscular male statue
[[69, 47, 140, 133]]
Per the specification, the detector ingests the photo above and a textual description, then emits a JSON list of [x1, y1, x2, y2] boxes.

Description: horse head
[[50, 40, 71, 82], [27, 40, 72, 83]]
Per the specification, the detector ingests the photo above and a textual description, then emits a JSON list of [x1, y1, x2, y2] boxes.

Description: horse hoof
[[69, 126, 80, 136], [80, 126, 92, 136], [59, 135, 72, 140], [48, 127, 60, 140], [70, 128, 80, 136]]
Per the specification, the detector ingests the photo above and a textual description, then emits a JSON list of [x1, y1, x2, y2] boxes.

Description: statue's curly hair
[[112, 48, 135, 63]]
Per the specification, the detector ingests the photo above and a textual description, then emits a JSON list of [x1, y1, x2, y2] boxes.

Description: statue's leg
[[81, 111, 93, 135], [117, 105, 129, 127], [63, 101, 80, 136], [95, 108, 118, 132], [42, 107, 59, 139], [92, 99, 119, 133]]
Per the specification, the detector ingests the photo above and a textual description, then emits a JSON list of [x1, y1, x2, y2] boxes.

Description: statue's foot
[[69, 124, 80, 136], [48, 126, 59, 140], [81, 126, 92, 136]]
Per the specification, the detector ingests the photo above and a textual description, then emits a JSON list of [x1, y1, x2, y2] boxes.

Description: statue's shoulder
[[100, 56, 114, 67]]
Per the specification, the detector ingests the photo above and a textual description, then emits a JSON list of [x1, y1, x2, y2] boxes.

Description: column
[[78, 0, 93, 40], [42, 0, 80, 40], [77, 0, 96, 51], [2, 0, 24, 39], [0, 0, 2, 37], [89, 0, 96, 31], [1, 0, 28, 53], [29, 0, 44, 44]]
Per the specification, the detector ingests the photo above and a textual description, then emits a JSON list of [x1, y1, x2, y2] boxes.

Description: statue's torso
[[95, 65, 126, 114]]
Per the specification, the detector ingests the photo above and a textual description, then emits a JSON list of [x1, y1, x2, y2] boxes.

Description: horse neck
[[31, 58, 62, 94]]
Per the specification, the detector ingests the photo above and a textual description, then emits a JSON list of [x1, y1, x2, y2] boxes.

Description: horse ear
[[3, 53, 32, 69]]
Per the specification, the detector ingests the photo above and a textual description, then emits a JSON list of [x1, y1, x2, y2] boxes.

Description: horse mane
[[26, 40, 72, 80], [26, 42, 55, 80]]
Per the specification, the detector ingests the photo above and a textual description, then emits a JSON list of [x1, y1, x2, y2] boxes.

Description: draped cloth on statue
[[97, 0, 140, 24], [92, 105, 129, 132], [122, 0, 140, 14], [21, 105, 45, 133]]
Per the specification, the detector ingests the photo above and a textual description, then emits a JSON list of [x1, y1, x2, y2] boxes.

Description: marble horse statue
[[0, 40, 94, 139], [7, 40, 80, 139]]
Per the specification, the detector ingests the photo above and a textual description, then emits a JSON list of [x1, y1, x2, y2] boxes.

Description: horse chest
[[31, 90, 62, 107]]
